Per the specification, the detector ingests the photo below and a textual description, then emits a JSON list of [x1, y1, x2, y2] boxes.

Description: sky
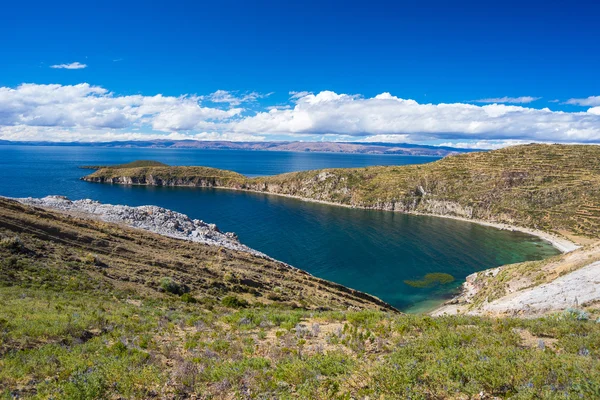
[[1, 0, 599, 149]]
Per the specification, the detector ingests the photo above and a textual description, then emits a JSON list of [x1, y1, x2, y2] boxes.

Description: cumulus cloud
[[472, 96, 541, 104], [1, 84, 600, 145], [0, 83, 241, 134], [565, 96, 600, 107], [231, 91, 600, 142], [50, 62, 87, 70]]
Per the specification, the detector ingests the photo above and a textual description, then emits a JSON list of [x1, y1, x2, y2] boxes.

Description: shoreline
[[80, 181, 581, 315], [94, 181, 578, 254]]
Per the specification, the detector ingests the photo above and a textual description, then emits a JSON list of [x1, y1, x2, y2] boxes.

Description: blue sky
[[1, 0, 600, 148]]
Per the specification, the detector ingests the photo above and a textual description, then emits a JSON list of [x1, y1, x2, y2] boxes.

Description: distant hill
[[0, 139, 476, 156]]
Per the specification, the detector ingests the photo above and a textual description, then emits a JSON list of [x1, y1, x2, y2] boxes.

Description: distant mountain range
[[0, 139, 478, 156]]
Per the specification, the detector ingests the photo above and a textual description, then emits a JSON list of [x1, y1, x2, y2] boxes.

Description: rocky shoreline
[[13, 196, 272, 260], [83, 174, 579, 254], [432, 242, 600, 317]]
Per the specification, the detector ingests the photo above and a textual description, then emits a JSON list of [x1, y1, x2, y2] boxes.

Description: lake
[[0, 145, 560, 312]]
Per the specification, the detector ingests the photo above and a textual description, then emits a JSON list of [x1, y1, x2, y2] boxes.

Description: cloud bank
[[1, 83, 600, 148]]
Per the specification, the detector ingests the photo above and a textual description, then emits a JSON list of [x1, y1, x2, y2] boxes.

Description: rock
[[14, 196, 272, 259]]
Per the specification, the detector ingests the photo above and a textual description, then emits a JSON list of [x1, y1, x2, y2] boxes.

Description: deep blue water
[[0, 145, 560, 312]]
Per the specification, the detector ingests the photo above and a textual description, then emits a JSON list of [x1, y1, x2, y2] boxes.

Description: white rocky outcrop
[[480, 261, 600, 315], [15, 196, 271, 259]]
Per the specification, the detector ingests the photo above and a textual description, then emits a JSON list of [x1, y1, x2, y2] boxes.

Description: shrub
[[221, 295, 248, 308], [159, 277, 189, 295], [82, 253, 97, 265], [180, 293, 197, 303], [0, 236, 25, 254]]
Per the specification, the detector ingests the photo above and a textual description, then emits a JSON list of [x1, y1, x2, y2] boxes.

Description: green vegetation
[[80, 160, 168, 170], [159, 277, 189, 295], [221, 295, 249, 308], [2, 194, 600, 398], [404, 272, 455, 288], [85, 144, 600, 238], [2, 257, 600, 398]]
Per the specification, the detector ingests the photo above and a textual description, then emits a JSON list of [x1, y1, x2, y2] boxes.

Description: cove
[[0, 145, 560, 311]]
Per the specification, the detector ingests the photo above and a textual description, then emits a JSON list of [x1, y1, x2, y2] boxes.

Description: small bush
[[160, 277, 189, 295], [82, 253, 97, 265], [221, 295, 248, 308], [181, 293, 197, 303], [564, 308, 590, 321], [0, 236, 25, 254]]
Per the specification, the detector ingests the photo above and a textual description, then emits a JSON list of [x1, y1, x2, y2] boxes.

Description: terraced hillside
[[0, 198, 393, 312], [84, 144, 600, 239], [3, 198, 600, 398]]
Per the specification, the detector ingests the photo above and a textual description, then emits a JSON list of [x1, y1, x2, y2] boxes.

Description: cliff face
[[83, 144, 600, 239], [86, 175, 231, 187]]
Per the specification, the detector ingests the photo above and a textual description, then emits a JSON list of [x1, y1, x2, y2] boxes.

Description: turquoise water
[[0, 145, 560, 311]]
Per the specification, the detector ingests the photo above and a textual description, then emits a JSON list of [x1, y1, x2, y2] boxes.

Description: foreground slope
[[0, 197, 393, 312], [2, 198, 600, 398], [84, 144, 600, 240]]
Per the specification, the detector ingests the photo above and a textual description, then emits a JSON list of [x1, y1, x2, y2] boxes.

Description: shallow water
[[0, 145, 560, 311]]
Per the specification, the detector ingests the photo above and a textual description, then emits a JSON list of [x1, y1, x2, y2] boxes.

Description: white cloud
[[0, 83, 241, 134], [289, 91, 312, 100], [565, 96, 600, 106], [230, 91, 600, 142], [50, 62, 87, 70], [437, 140, 536, 150], [1, 84, 600, 145], [204, 90, 270, 106], [472, 96, 541, 104]]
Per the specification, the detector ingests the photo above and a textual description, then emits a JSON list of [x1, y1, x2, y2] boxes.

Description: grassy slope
[[79, 160, 170, 170], [85, 144, 600, 239], [2, 201, 600, 398], [0, 198, 393, 312]]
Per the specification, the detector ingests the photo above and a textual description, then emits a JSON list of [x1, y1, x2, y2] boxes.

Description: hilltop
[[84, 144, 600, 240], [2, 197, 600, 398]]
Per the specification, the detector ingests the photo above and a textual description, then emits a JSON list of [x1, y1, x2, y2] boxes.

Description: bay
[[0, 145, 560, 311]]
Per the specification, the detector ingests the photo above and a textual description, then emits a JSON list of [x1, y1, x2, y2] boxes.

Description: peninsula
[[83, 144, 600, 242]]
